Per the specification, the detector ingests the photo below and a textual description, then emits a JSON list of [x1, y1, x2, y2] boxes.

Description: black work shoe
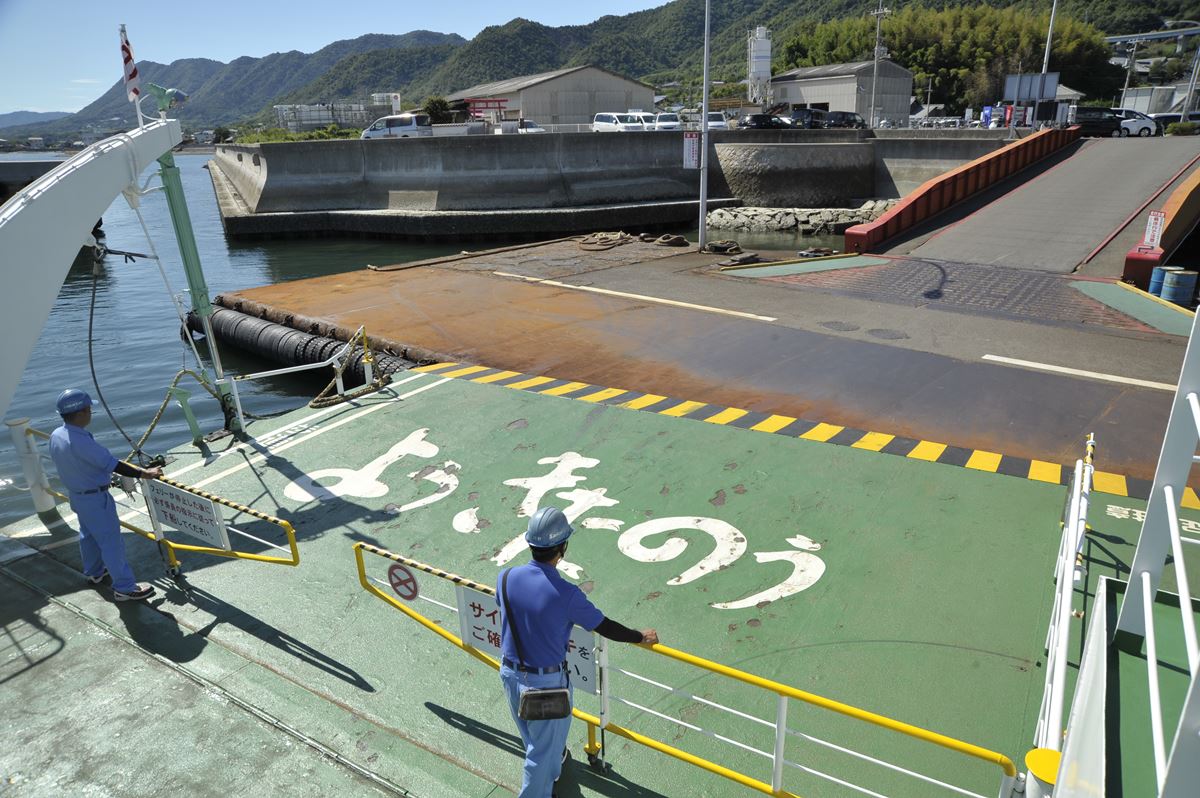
[[113, 584, 155, 602], [86, 568, 110, 585]]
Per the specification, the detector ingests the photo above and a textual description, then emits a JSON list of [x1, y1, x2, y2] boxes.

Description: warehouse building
[[771, 59, 914, 127], [447, 65, 654, 126]]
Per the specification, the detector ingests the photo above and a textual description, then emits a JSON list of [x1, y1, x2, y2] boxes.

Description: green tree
[[423, 95, 453, 123], [212, 125, 232, 143]]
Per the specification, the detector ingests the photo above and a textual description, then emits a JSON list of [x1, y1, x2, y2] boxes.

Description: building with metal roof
[[771, 59, 914, 127], [447, 65, 654, 126]]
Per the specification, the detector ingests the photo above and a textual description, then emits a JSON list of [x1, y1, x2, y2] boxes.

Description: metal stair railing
[[1113, 309, 1200, 797], [1035, 437, 1095, 752]]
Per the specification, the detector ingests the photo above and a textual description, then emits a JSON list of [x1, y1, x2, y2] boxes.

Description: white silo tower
[[747, 26, 773, 106]]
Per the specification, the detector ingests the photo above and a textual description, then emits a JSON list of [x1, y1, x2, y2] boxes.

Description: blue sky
[[0, 1, 670, 113]]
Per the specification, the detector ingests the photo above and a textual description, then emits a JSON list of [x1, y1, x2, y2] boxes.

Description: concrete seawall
[[211, 129, 1010, 239]]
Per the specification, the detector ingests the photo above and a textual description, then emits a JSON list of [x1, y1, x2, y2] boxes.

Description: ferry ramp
[[884, 137, 1200, 273]]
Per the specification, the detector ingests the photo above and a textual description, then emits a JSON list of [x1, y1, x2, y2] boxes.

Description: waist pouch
[[517, 686, 571, 720]]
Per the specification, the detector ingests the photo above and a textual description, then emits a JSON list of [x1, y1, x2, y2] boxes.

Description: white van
[[361, 113, 433, 139], [592, 113, 644, 132]]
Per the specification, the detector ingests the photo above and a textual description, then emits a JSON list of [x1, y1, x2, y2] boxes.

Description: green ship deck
[[4, 368, 1196, 797]]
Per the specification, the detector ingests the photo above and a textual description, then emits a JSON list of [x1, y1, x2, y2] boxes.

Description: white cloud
[[70, 79, 101, 84]]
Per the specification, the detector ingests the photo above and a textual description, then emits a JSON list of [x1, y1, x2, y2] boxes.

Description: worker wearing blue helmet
[[48, 389, 163, 602], [497, 506, 659, 797]]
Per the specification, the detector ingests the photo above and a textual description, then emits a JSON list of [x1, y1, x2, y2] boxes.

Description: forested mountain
[[7, 0, 1198, 139], [0, 31, 464, 137], [0, 111, 70, 130]]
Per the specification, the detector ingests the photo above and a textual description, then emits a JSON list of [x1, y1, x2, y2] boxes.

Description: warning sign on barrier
[[388, 563, 420, 601], [144, 480, 230, 550], [455, 584, 598, 695], [1144, 210, 1166, 248]]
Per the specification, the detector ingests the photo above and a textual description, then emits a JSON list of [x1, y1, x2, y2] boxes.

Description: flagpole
[[697, 0, 711, 251], [120, 24, 145, 129]]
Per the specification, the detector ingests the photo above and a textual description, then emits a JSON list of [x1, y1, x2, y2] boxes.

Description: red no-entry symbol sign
[[388, 563, 419, 601]]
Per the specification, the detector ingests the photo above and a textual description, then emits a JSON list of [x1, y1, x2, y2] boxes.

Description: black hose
[[88, 266, 144, 462]]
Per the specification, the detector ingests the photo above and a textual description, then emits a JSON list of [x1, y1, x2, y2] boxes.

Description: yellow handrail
[[354, 543, 1018, 790], [352, 543, 796, 797]]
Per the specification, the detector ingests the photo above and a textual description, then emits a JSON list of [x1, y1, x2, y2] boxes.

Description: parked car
[[360, 113, 433, 139], [1111, 108, 1160, 137], [631, 112, 657, 129], [705, 111, 729, 130], [785, 108, 827, 129], [1069, 106, 1122, 137], [824, 110, 867, 129], [1150, 111, 1200, 129], [592, 113, 645, 132], [738, 113, 788, 129], [653, 112, 682, 131]]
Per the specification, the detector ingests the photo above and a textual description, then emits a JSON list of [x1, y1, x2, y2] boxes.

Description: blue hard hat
[[56, 388, 93, 416], [525, 506, 573, 548]]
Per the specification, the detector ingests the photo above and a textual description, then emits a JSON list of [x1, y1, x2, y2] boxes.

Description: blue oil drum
[[1161, 269, 1199, 306], [1149, 265, 1182, 296]]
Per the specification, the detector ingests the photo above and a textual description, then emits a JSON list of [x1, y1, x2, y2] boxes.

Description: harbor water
[[0, 150, 839, 527]]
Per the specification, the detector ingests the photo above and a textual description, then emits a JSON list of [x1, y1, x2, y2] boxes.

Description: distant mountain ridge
[[0, 111, 71, 130], [3, 0, 1186, 137]]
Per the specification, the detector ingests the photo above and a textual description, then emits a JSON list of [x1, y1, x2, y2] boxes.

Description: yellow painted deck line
[[907, 441, 947, 462], [982, 354, 1177, 392], [506, 375, 555, 390], [441, 365, 490, 378], [851, 432, 894, 452], [800, 423, 844, 442], [750, 415, 796, 433], [413, 362, 457, 372], [472, 370, 521, 384], [493, 271, 778, 322], [659, 400, 706, 417], [965, 450, 1003, 472], [577, 387, 627, 403], [541, 381, 591, 396], [1183, 487, 1200, 510], [704, 407, 749, 425], [621, 394, 668, 410], [1028, 460, 1064, 484], [1092, 471, 1129, 496], [1115, 279, 1196, 317]]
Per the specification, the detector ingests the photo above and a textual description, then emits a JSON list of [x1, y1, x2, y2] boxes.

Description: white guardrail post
[[772, 695, 788, 793], [6, 418, 54, 512]]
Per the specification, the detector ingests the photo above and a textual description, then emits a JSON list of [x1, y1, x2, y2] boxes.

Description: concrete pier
[[209, 130, 1010, 239]]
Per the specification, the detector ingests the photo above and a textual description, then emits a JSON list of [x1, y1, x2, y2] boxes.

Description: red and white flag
[[119, 24, 140, 103]]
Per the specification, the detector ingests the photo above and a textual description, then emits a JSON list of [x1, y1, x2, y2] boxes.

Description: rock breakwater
[[707, 200, 899, 235]]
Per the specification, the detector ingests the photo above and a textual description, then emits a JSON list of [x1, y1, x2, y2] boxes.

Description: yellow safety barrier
[[28, 427, 298, 573], [354, 542, 1018, 797]]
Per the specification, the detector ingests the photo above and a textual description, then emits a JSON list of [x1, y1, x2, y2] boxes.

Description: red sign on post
[[683, 131, 700, 169], [388, 563, 420, 601], [1144, 210, 1166, 248]]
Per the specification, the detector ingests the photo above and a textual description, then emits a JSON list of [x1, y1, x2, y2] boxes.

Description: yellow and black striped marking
[[413, 362, 1186, 506], [357, 542, 495, 595]]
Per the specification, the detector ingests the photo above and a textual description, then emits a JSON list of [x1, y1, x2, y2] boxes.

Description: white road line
[[11, 374, 446, 538], [493, 271, 778, 322], [982, 354, 1177, 392]]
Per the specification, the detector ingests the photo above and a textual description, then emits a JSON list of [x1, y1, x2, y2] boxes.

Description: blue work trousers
[[500, 664, 573, 798], [71, 491, 138, 593]]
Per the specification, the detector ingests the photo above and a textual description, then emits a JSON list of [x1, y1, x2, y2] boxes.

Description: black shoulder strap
[[500, 568, 527, 667]]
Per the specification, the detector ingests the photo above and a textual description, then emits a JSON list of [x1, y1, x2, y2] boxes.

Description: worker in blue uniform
[[49, 389, 162, 602], [498, 506, 659, 798]]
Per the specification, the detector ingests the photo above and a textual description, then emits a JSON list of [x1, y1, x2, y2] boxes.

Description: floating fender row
[[187, 308, 413, 385]]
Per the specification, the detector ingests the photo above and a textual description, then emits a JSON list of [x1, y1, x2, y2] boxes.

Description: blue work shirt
[[49, 424, 118, 493], [497, 560, 604, 669]]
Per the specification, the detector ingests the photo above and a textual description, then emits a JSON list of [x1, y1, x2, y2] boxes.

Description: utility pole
[[697, 0, 712, 250], [1122, 39, 1139, 107], [869, 0, 891, 128], [925, 77, 933, 109], [1034, 0, 1059, 126]]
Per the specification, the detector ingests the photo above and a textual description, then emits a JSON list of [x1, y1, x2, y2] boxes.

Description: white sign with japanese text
[[455, 584, 598, 695], [683, 131, 700, 169], [144, 480, 230, 550], [1144, 210, 1166, 248]]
